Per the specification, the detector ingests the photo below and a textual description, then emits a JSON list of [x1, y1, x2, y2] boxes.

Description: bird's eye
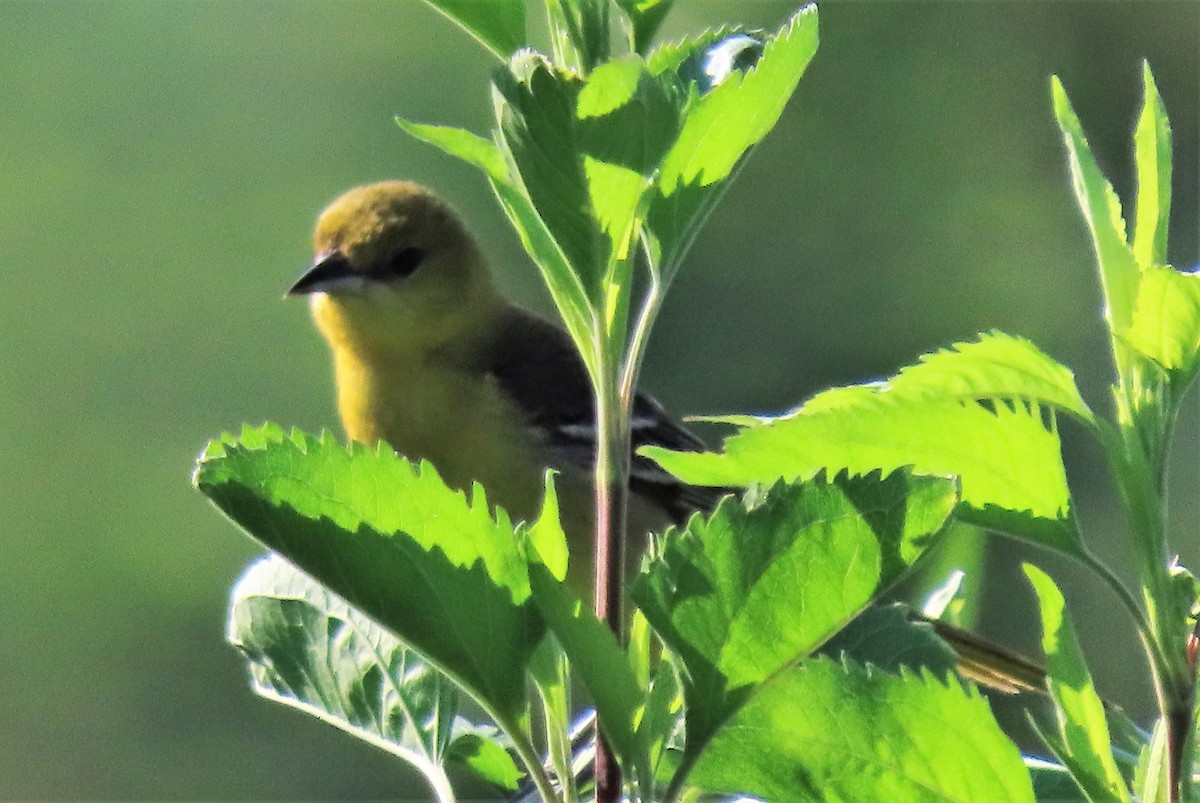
[[384, 247, 426, 279]]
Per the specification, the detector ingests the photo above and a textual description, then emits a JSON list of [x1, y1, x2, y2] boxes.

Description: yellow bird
[[287, 180, 1047, 695], [286, 181, 720, 590]]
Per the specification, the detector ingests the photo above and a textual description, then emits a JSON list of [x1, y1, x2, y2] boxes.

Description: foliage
[[195, 1, 1199, 800]]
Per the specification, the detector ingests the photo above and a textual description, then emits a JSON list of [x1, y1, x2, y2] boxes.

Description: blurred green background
[[2, 0, 1196, 798]]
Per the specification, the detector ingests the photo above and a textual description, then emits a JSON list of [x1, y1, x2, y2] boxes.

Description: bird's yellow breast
[[332, 347, 548, 524]]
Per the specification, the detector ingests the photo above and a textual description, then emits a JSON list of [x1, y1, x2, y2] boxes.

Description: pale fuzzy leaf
[[228, 555, 521, 796]]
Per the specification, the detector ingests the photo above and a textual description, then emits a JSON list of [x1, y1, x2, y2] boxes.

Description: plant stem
[[593, 333, 629, 802], [1075, 545, 1189, 799], [502, 713, 560, 803], [1076, 548, 1176, 691]]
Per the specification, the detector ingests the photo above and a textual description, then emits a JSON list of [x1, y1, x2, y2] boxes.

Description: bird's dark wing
[[484, 306, 728, 523]]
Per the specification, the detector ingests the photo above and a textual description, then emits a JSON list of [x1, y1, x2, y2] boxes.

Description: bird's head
[[288, 181, 499, 358]]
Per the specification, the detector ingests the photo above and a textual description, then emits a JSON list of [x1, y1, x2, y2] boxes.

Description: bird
[[285, 180, 723, 591], [286, 180, 1049, 698]]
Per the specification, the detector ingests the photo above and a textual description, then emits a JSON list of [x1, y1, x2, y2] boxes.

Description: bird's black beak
[[285, 250, 354, 297]]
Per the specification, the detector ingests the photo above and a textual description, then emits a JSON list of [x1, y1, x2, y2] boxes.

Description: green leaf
[[421, 0, 525, 61], [395, 119, 508, 182], [576, 56, 677, 280], [1031, 720, 1122, 803], [1133, 62, 1172, 271], [614, 0, 674, 54], [657, 5, 817, 191], [1028, 757, 1088, 801], [649, 5, 818, 275], [633, 470, 957, 751], [1125, 265, 1200, 379], [227, 555, 520, 798], [689, 658, 1035, 802], [638, 653, 684, 782], [646, 332, 1088, 554], [818, 603, 959, 677], [493, 53, 603, 296], [487, 176, 598, 379], [397, 103, 597, 375], [527, 562, 647, 788], [543, 0, 609, 73], [1052, 75, 1140, 335], [1132, 717, 1170, 803], [526, 471, 568, 582], [886, 331, 1095, 425], [195, 425, 544, 725], [446, 730, 524, 792], [526, 636, 576, 801], [1025, 564, 1130, 802]]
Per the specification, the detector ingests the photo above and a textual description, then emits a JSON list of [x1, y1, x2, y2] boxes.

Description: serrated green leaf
[[576, 56, 679, 289], [818, 603, 959, 677], [646, 392, 1080, 556], [657, 6, 816, 193], [228, 555, 519, 799], [195, 425, 544, 724], [421, 0, 525, 61], [1125, 265, 1200, 379], [1133, 62, 1172, 271], [493, 54, 604, 296], [648, 6, 818, 275], [1052, 76, 1140, 335], [689, 658, 1035, 802], [1025, 564, 1130, 802], [396, 119, 508, 183], [633, 470, 957, 751], [645, 332, 1088, 554], [889, 331, 1095, 425]]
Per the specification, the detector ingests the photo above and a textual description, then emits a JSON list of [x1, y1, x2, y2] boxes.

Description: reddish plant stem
[[593, 381, 629, 803]]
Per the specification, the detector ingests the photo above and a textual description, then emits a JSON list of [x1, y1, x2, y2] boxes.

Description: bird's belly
[[336, 356, 546, 523]]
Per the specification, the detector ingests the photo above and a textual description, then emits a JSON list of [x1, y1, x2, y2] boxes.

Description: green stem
[[1076, 547, 1175, 694], [662, 753, 700, 803], [500, 713, 560, 802], [619, 274, 663, 410]]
